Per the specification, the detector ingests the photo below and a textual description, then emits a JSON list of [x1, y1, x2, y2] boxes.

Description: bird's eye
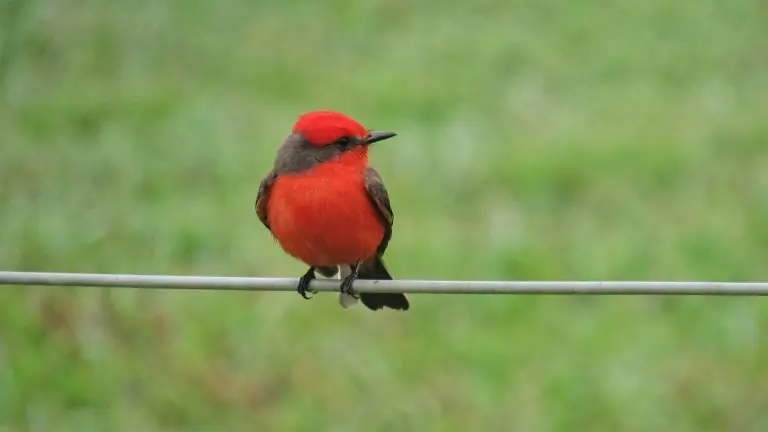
[[336, 137, 354, 148]]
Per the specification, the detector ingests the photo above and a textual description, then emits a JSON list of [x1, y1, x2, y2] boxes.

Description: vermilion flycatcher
[[255, 110, 410, 311]]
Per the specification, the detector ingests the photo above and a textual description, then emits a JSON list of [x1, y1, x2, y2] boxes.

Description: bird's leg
[[339, 261, 362, 299], [296, 267, 317, 299]]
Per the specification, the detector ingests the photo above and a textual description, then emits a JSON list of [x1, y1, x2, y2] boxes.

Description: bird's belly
[[267, 175, 385, 266]]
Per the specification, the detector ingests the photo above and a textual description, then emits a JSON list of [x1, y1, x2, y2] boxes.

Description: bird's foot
[[297, 267, 317, 299], [339, 262, 361, 299]]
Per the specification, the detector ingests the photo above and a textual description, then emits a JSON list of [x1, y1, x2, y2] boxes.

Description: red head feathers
[[292, 110, 369, 147]]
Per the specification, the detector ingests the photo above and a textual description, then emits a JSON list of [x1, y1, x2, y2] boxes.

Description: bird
[[254, 110, 410, 311]]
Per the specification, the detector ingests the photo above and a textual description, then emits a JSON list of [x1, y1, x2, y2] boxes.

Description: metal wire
[[1, 271, 768, 295]]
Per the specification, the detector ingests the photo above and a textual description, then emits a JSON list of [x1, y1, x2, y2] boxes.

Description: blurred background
[[1, 0, 767, 430]]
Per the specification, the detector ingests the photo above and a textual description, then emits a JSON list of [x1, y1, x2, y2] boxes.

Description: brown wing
[[255, 169, 278, 231], [363, 166, 394, 255]]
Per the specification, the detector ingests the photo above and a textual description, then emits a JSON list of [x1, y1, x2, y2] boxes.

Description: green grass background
[[1, 0, 767, 430]]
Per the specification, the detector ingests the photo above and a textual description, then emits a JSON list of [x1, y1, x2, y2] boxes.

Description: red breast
[[267, 163, 385, 267]]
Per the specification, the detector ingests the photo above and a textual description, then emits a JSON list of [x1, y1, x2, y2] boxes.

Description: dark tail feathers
[[358, 256, 409, 311]]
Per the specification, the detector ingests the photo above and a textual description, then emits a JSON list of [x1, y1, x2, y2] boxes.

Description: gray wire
[[1, 271, 768, 295]]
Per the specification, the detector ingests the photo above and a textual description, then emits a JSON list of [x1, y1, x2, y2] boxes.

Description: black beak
[[364, 131, 397, 145]]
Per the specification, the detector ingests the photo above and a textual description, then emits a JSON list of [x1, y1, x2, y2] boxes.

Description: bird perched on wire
[[254, 110, 410, 311]]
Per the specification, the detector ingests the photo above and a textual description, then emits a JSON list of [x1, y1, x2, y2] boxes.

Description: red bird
[[255, 110, 409, 311]]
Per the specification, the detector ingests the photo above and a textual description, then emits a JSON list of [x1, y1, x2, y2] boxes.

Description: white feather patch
[[337, 265, 359, 309]]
